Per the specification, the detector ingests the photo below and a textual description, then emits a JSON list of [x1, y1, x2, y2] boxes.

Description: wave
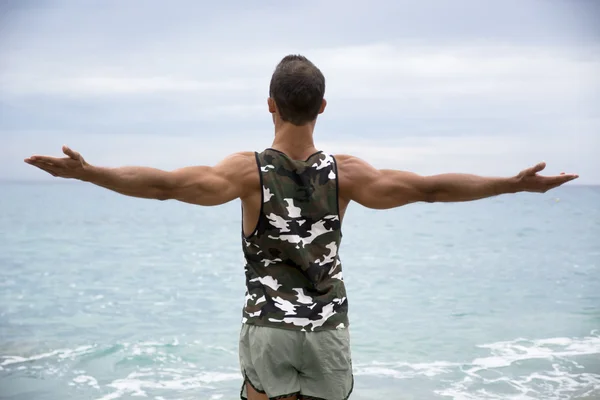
[[354, 332, 600, 399], [95, 369, 241, 400], [0, 344, 97, 367], [1, 333, 599, 399]]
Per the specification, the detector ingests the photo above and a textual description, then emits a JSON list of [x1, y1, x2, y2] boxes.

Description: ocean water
[[1, 182, 599, 400]]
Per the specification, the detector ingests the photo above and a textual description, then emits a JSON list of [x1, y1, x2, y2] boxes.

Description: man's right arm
[[25, 146, 257, 206], [335, 155, 578, 209]]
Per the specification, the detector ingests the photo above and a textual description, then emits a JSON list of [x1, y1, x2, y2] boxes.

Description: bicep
[[167, 167, 236, 205], [165, 153, 253, 206], [339, 156, 435, 209], [356, 170, 435, 209]]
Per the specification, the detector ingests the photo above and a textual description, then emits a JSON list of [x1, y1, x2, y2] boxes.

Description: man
[[24, 55, 578, 400]]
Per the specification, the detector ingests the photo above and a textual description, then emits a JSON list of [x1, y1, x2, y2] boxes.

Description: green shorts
[[239, 324, 354, 400]]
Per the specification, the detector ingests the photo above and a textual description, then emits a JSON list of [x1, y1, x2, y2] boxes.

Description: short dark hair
[[269, 55, 325, 126]]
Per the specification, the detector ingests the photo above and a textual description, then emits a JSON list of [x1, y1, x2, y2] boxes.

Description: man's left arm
[[336, 155, 579, 209], [409, 162, 578, 203]]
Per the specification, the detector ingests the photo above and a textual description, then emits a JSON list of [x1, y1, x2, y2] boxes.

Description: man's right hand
[[24, 146, 89, 180], [515, 162, 578, 193]]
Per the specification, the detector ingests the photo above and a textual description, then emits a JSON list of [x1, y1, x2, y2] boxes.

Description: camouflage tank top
[[241, 148, 349, 332]]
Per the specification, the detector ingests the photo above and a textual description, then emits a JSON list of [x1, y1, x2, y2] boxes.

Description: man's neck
[[271, 123, 318, 160]]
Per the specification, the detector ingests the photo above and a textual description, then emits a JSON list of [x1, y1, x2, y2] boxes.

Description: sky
[[2, 0, 599, 183]]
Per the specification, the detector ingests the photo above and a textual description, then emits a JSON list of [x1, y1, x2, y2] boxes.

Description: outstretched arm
[[336, 155, 578, 209], [25, 146, 257, 206]]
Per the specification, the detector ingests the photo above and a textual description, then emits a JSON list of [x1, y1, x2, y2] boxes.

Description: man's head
[[268, 55, 326, 126]]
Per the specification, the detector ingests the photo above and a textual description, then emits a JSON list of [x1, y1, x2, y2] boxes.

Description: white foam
[[95, 370, 241, 400], [3, 334, 597, 399], [206, 345, 236, 355], [471, 335, 600, 370], [354, 360, 458, 379], [73, 374, 100, 389], [354, 333, 600, 399], [1, 345, 96, 366], [436, 333, 600, 400]]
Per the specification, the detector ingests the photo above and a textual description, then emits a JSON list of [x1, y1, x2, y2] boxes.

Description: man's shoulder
[[332, 154, 355, 165], [227, 151, 256, 160], [221, 151, 257, 167], [333, 154, 374, 175], [332, 154, 383, 197], [215, 151, 258, 178]]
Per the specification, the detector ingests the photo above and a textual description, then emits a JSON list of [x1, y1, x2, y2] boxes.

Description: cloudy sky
[[2, 0, 599, 183]]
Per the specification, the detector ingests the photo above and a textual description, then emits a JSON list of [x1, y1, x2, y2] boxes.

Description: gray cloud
[[1, 0, 598, 182]]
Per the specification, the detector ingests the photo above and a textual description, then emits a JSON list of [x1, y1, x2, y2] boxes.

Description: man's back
[[241, 148, 348, 332]]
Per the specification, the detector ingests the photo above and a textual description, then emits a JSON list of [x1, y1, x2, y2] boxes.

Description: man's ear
[[319, 99, 327, 114], [268, 98, 277, 114]]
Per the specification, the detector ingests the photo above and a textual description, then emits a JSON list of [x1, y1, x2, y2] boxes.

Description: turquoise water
[[1, 182, 599, 400]]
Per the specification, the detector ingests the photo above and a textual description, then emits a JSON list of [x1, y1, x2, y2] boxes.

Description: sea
[[1, 182, 599, 400]]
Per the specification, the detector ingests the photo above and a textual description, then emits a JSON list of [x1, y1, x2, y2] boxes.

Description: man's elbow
[[422, 193, 437, 203], [416, 177, 445, 203], [416, 184, 440, 203], [152, 185, 173, 201]]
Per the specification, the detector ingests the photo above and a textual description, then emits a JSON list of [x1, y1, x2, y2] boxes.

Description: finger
[[27, 155, 63, 163], [530, 161, 546, 174], [28, 159, 60, 168], [33, 163, 59, 177], [544, 174, 578, 186], [561, 173, 578, 179], [62, 145, 81, 160], [558, 171, 578, 177], [553, 174, 577, 182]]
